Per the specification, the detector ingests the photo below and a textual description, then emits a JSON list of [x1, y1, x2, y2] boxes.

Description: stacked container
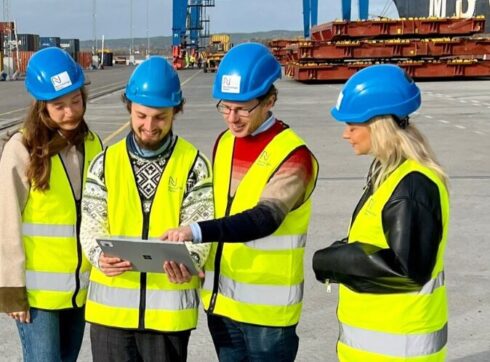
[[60, 39, 80, 61], [13, 51, 35, 73], [16, 34, 40, 51], [0, 21, 14, 34], [39, 36, 61, 49], [77, 52, 93, 69]]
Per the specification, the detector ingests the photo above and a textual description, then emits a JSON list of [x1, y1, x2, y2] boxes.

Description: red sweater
[[213, 120, 314, 198], [200, 120, 315, 243]]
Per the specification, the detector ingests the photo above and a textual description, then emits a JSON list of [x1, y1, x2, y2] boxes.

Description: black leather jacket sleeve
[[312, 172, 443, 294]]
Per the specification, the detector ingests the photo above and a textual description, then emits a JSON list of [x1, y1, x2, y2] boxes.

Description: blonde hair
[[368, 115, 448, 190]]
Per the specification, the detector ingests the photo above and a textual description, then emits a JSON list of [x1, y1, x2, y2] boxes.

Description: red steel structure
[[269, 39, 304, 65], [311, 17, 486, 42], [285, 59, 490, 81], [286, 38, 490, 61], [280, 16, 490, 82]]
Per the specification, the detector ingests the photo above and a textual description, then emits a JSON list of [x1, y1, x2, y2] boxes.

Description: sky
[[3, 0, 399, 41]]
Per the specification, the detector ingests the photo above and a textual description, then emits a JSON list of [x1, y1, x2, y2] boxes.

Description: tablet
[[96, 237, 199, 275]]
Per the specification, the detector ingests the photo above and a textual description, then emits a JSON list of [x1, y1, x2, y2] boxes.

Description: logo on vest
[[257, 151, 271, 168], [168, 176, 183, 192]]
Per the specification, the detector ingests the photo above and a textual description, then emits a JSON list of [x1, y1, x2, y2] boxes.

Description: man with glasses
[[162, 42, 319, 362]]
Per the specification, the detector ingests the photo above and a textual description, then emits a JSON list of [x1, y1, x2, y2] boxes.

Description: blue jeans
[[207, 314, 299, 362], [16, 307, 85, 362]]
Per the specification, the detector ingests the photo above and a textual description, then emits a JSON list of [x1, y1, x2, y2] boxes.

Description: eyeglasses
[[216, 100, 261, 117]]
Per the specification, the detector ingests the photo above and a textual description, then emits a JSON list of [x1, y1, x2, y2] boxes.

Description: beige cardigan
[[0, 133, 82, 312]]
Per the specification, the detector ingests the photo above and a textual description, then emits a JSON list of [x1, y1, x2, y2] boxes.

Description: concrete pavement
[[0, 69, 489, 361]]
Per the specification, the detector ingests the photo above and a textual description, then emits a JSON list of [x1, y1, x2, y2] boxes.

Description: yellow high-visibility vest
[[22, 132, 102, 309], [338, 160, 449, 362], [202, 128, 318, 327], [85, 136, 201, 332]]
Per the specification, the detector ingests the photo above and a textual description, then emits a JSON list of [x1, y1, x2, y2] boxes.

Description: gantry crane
[[303, 0, 369, 37], [172, 0, 214, 69]]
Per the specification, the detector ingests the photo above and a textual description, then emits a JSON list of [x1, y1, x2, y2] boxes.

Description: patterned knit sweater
[[80, 132, 213, 270]]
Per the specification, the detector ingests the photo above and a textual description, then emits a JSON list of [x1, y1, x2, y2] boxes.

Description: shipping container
[[0, 22, 14, 34], [15, 34, 39, 51], [39, 36, 61, 49], [78, 51, 93, 69], [98, 51, 113, 66], [13, 51, 35, 74], [60, 38, 80, 61], [33, 34, 40, 51]]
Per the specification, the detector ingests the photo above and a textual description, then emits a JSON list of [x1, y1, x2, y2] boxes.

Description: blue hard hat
[[125, 57, 182, 108], [25, 47, 85, 101], [212, 42, 281, 101], [331, 64, 421, 123]]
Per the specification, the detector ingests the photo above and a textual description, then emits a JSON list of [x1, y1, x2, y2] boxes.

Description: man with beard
[[80, 57, 213, 362]]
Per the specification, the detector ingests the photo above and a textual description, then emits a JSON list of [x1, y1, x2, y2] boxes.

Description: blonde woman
[[313, 64, 449, 362]]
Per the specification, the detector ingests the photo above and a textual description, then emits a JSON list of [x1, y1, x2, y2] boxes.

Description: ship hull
[[393, 0, 490, 32]]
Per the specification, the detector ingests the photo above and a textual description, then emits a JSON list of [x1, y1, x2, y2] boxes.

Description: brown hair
[[258, 85, 278, 106], [22, 87, 90, 191]]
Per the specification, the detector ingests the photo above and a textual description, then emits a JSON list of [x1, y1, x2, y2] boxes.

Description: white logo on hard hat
[[221, 75, 241, 94], [51, 71, 72, 92], [336, 91, 344, 110]]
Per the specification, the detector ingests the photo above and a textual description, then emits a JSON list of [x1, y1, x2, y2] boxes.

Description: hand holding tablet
[[96, 237, 199, 275]]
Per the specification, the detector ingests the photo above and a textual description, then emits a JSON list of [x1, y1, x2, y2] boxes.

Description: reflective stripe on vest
[[85, 136, 201, 332], [88, 281, 199, 310], [247, 234, 307, 250], [338, 160, 449, 360], [22, 223, 76, 238], [22, 132, 102, 310], [339, 322, 448, 358], [420, 271, 445, 295], [203, 271, 303, 306], [27, 271, 90, 291], [204, 128, 319, 327]]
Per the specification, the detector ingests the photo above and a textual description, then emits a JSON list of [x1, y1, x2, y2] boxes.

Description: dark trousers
[[90, 324, 191, 362], [207, 314, 299, 362]]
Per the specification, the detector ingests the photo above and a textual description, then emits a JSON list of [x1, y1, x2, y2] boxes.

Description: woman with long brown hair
[[0, 47, 102, 361]]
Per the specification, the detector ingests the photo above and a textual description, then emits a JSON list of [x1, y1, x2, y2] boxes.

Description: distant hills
[[80, 30, 303, 55]]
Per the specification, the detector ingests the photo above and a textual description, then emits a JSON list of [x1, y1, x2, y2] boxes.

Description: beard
[[132, 128, 170, 151]]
